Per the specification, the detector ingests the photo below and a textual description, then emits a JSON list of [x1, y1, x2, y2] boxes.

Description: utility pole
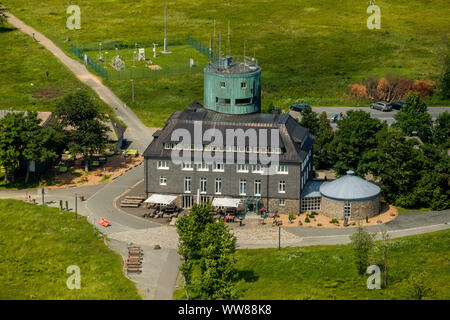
[[41, 188, 45, 205], [278, 226, 281, 251], [130, 79, 135, 103], [75, 193, 78, 220]]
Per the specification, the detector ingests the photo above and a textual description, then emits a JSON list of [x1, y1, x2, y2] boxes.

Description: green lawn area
[[395, 206, 432, 215], [2, 0, 449, 127], [174, 229, 450, 300], [0, 23, 113, 116], [0, 199, 140, 299]]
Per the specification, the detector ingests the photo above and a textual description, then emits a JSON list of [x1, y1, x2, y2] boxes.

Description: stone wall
[[350, 196, 380, 220], [321, 196, 380, 220], [321, 198, 344, 219]]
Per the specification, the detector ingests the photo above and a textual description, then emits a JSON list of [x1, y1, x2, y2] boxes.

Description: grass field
[[0, 23, 114, 116], [0, 199, 140, 299], [85, 44, 209, 72], [174, 229, 450, 300], [2, 0, 450, 127]]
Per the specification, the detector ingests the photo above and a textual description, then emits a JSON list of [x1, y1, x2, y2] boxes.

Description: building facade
[[144, 56, 314, 214]]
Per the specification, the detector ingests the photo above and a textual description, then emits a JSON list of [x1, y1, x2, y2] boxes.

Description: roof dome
[[320, 170, 380, 201]]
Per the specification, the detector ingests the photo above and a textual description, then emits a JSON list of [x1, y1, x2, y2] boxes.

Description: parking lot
[[289, 106, 450, 130]]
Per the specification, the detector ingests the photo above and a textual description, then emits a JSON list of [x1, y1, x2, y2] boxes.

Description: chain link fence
[[71, 36, 216, 80]]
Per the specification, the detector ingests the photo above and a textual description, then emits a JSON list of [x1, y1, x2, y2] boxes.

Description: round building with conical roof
[[319, 171, 381, 220]]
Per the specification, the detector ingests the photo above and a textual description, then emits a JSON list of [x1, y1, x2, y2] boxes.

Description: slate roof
[[320, 171, 381, 201], [143, 101, 314, 164]]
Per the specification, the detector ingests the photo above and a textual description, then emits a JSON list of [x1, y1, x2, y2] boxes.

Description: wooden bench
[[121, 203, 140, 208]]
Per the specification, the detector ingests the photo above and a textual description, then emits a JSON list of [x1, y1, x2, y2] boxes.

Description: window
[[200, 195, 210, 204], [277, 165, 288, 174], [279, 199, 286, 206], [241, 82, 247, 89], [301, 197, 321, 212], [182, 162, 193, 171], [237, 164, 249, 172], [182, 196, 194, 208], [239, 179, 247, 195], [200, 178, 207, 193], [235, 98, 251, 105], [184, 177, 191, 193], [252, 164, 263, 173], [254, 180, 261, 196], [157, 160, 169, 169], [220, 81, 226, 88], [344, 201, 351, 220], [197, 163, 209, 171], [216, 97, 231, 105], [215, 178, 222, 194], [159, 176, 167, 185], [278, 181, 286, 193], [213, 162, 224, 172], [164, 143, 175, 150]]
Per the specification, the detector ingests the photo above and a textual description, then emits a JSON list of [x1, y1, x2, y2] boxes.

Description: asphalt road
[[290, 106, 450, 130]]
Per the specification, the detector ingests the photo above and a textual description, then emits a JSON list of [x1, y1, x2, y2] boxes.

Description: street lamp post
[[75, 193, 78, 220], [131, 79, 135, 103]]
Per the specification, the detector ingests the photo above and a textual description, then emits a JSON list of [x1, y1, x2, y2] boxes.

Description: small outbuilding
[[319, 170, 381, 220]]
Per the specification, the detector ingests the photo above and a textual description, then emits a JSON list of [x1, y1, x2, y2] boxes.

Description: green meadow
[[0, 199, 140, 299], [0, 23, 113, 115], [2, 0, 450, 127], [174, 229, 450, 300]]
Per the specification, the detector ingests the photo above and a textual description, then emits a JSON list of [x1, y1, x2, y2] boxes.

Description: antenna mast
[[227, 20, 231, 57], [162, 4, 171, 54], [218, 32, 222, 70]]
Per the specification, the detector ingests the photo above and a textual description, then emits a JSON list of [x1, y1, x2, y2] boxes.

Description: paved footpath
[[5, 13, 153, 153]]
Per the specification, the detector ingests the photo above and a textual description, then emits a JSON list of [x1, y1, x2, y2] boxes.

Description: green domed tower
[[204, 56, 261, 114]]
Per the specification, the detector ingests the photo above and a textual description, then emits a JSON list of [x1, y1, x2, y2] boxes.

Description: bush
[[288, 211, 296, 221], [329, 218, 339, 224], [304, 216, 311, 223]]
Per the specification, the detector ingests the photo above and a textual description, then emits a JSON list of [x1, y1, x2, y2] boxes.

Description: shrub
[[329, 218, 339, 224], [304, 216, 310, 223], [288, 211, 296, 221]]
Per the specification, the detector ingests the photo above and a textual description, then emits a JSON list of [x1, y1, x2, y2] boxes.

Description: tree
[[313, 112, 334, 169], [414, 143, 450, 210], [393, 92, 432, 143], [439, 50, 450, 99], [21, 112, 63, 183], [299, 106, 319, 136], [329, 110, 385, 176], [367, 128, 422, 206], [432, 111, 450, 149], [0, 112, 27, 184], [402, 271, 436, 300], [54, 91, 109, 172], [350, 224, 375, 275], [198, 221, 238, 300], [176, 203, 214, 299], [377, 229, 391, 288]]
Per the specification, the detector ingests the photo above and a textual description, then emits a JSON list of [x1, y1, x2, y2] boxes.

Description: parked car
[[370, 101, 392, 111], [290, 103, 310, 112], [391, 101, 406, 110]]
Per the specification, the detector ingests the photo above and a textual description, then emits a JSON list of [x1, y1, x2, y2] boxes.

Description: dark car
[[391, 101, 406, 110], [370, 101, 392, 112], [290, 103, 310, 112]]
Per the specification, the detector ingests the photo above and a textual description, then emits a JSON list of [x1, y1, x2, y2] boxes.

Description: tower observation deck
[[203, 56, 261, 115]]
